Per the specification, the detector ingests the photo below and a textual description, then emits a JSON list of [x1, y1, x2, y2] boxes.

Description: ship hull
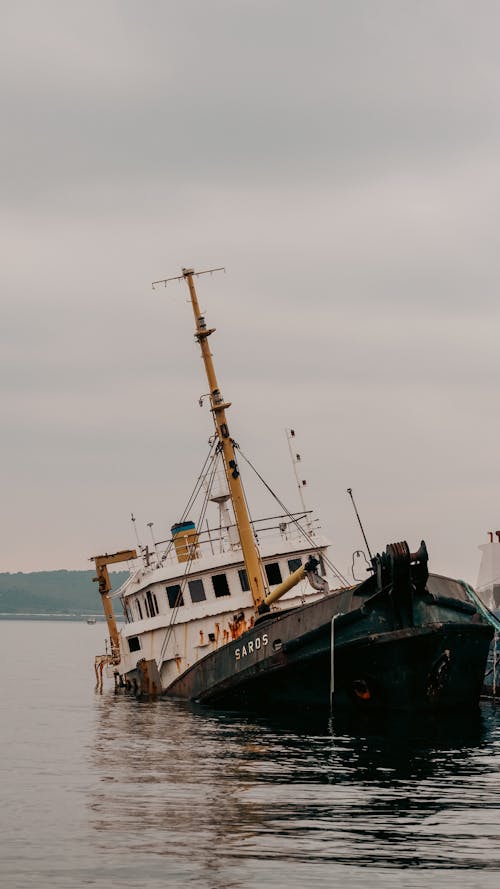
[[126, 573, 493, 711], [168, 619, 491, 713]]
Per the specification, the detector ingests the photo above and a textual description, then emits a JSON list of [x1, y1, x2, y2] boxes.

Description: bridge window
[[212, 573, 230, 598], [166, 584, 184, 608], [136, 600, 143, 620], [189, 578, 206, 603], [265, 562, 283, 585], [238, 568, 250, 592], [145, 590, 158, 617], [288, 557, 302, 573], [128, 636, 141, 653]]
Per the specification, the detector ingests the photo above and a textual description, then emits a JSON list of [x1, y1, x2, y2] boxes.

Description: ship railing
[[149, 511, 321, 564], [252, 512, 321, 544], [122, 511, 324, 575]]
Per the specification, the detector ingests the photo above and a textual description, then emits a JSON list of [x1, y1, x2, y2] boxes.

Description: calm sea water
[[0, 620, 498, 889]]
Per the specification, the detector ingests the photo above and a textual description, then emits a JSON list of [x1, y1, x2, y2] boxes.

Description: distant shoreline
[[0, 613, 110, 622], [0, 568, 128, 617]]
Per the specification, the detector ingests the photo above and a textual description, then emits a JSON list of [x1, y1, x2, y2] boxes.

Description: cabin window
[[144, 596, 150, 618], [166, 584, 184, 609], [238, 568, 250, 592], [145, 590, 158, 617], [124, 604, 132, 623], [212, 573, 231, 598], [265, 562, 283, 585], [188, 578, 206, 603], [128, 636, 141, 653], [136, 600, 143, 620], [153, 593, 159, 614], [288, 557, 302, 573]]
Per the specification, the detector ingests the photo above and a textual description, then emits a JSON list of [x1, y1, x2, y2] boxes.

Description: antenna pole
[[154, 266, 267, 611], [286, 428, 313, 534], [347, 488, 373, 561], [147, 522, 160, 565], [130, 513, 142, 550]]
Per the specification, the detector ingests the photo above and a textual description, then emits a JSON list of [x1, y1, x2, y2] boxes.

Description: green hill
[[0, 570, 129, 615]]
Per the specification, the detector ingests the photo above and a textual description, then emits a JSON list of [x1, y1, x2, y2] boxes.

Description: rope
[[179, 436, 219, 522], [236, 445, 350, 588], [461, 581, 500, 632], [158, 447, 220, 666], [159, 437, 218, 562]]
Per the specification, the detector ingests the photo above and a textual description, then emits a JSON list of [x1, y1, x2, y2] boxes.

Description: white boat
[[92, 267, 336, 696], [476, 531, 500, 612]]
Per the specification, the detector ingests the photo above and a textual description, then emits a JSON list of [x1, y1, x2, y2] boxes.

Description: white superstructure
[[111, 515, 333, 693], [477, 531, 500, 612]]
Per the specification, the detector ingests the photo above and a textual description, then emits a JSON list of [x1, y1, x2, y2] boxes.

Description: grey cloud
[[4, 1, 500, 206], [1, 1, 500, 581]]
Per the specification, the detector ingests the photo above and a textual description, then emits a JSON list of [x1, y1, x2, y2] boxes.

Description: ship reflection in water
[[89, 695, 500, 887]]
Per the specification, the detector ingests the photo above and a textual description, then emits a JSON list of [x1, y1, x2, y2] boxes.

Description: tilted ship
[[91, 267, 493, 711]]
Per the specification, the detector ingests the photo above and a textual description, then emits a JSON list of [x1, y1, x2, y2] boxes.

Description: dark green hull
[[163, 572, 493, 711]]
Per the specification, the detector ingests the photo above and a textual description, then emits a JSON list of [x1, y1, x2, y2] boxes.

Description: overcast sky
[[2, 1, 500, 585]]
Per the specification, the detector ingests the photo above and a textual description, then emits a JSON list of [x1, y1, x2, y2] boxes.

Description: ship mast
[[153, 267, 267, 611]]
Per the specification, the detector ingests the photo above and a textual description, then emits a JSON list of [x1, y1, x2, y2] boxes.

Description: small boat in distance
[[85, 617, 97, 625], [91, 267, 493, 711]]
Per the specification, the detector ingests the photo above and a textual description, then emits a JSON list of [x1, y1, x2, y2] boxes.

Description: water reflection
[[89, 695, 500, 879], [2, 621, 497, 889]]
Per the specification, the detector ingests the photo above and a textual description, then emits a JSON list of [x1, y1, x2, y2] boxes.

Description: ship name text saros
[[235, 633, 269, 660]]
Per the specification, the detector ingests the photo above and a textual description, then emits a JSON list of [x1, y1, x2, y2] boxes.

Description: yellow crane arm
[[258, 556, 327, 612], [91, 549, 137, 665]]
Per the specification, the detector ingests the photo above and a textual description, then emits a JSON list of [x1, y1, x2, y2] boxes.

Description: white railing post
[[330, 615, 336, 711]]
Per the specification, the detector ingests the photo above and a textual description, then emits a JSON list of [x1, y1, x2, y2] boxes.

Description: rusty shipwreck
[[91, 267, 493, 711]]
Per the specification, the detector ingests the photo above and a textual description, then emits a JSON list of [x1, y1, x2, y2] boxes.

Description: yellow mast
[[153, 267, 267, 611]]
